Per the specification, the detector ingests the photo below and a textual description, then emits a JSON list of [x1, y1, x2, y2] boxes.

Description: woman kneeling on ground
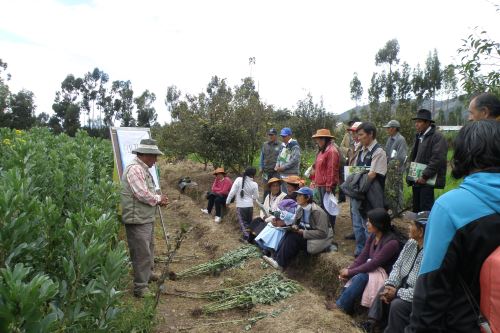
[[201, 167, 232, 223], [365, 211, 427, 333], [263, 187, 333, 270], [226, 167, 259, 242], [327, 208, 400, 314]]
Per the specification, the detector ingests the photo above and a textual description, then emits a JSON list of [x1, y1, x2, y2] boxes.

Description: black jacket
[[409, 125, 448, 189]]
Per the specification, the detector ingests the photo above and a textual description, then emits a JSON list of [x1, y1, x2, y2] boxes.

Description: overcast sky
[[1, 0, 499, 124]]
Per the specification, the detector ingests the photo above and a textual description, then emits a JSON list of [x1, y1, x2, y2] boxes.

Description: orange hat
[[283, 175, 301, 185], [312, 129, 334, 138], [213, 167, 226, 175]]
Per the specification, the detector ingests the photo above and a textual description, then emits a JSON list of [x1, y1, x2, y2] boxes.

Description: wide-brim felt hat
[[213, 167, 226, 175], [312, 128, 334, 138], [412, 109, 435, 123], [132, 139, 164, 155]]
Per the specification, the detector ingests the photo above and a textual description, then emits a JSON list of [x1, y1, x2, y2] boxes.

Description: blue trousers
[[351, 199, 368, 256], [336, 272, 369, 313]]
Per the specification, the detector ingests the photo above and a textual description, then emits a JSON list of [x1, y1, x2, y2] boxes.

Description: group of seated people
[[200, 164, 428, 332]]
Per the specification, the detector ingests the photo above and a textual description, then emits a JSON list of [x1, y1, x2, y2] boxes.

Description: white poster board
[[111, 127, 160, 190]]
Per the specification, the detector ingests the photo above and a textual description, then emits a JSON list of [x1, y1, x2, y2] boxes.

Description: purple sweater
[[348, 233, 400, 277]]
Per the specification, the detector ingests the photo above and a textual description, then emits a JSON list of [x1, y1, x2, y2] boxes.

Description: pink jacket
[[211, 177, 232, 196], [314, 144, 340, 188], [361, 267, 388, 308]]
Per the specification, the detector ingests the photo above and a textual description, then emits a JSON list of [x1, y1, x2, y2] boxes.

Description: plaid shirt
[[126, 157, 161, 206], [385, 239, 423, 302]]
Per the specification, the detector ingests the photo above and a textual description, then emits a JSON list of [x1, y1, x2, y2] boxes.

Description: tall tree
[[411, 64, 427, 105], [51, 74, 84, 136], [111, 80, 135, 127], [9, 89, 36, 130], [442, 64, 458, 112], [81, 68, 109, 129], [375, 39, 400, 75], [396, 62, 412, 103], [0, 59, 11, 126], [349, 72, 363, 106], [424, 49, 443, 113], [135, 90, 157, 127]]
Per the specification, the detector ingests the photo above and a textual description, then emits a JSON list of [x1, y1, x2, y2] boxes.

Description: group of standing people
[[119, 91, 500, 333]]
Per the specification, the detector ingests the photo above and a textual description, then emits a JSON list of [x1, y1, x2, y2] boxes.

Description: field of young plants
[[0, 128, 146, 332]]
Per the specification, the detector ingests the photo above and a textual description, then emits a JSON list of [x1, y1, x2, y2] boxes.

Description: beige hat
[[132, 139, 164, 155], [283, 175, 301, 185], [312, 128, 334, 138], [267, 177, 282, 186]]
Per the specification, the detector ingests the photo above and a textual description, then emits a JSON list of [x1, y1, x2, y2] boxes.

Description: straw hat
[[132, 139, 164, 155], [282, 175, 301, 185], [267, 177, 282, 185], [311, 129, 334, 138], [213, 167, 226, 175]]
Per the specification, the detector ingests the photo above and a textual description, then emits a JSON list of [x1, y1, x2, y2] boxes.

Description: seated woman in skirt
[[255, 198, 297, 255], [263, 187, 333, 270], [326, 208, 400, 314]]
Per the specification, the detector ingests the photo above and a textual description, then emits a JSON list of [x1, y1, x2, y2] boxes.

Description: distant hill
[[337, 96, 468, 124]]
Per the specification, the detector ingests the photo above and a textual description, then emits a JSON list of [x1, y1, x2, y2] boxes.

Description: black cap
[[268, 128, 278, 135]]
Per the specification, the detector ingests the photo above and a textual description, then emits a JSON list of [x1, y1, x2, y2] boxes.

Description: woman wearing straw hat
[[201, 167, 233, 223], [312, 129, 340, 231], [252, 178, 288, 250], [282, 175, 302, 200]]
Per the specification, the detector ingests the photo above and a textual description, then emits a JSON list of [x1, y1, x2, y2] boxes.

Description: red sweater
[[211, 177, 232, 196], [314, 144, 340, 188]]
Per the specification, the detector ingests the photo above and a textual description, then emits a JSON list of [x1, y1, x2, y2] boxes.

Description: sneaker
[[262, 255, 281, 270], [201, 209, 209, 214], [214, 216, 221, 223], [134, 287, 154, 298]]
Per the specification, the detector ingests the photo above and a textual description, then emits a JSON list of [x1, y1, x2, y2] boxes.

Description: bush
[[0, 128, 149, 332]]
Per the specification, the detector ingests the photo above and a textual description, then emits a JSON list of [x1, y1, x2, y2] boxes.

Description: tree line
[[0, 11, 498, 171], [0, 65, 158, 136]]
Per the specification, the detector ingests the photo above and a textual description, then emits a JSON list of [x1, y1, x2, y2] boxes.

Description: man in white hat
[[383, 120, 408, 216], [121, 138, 168, 297]]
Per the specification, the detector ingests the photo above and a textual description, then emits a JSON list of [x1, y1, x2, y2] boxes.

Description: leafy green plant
[[0, 128, 149, 332]]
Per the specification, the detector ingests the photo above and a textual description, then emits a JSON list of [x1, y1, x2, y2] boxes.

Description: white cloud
[[1, 0, 499, 124]]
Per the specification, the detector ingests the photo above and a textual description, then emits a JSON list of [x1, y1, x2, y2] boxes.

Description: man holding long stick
[[121, 138, 168, 297]]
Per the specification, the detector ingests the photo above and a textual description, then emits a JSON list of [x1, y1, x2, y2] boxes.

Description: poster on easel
[[110, 127, 160, 190]]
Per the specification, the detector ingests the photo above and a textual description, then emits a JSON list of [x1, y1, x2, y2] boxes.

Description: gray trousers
[[384, 298, 412, 333], [125, 222, 155, 293]]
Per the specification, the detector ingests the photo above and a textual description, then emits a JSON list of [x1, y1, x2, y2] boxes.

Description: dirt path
[[152, 160, 366, 333]]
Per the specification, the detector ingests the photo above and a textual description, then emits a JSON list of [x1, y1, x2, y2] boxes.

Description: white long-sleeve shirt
[[226, 176, 259, 208]]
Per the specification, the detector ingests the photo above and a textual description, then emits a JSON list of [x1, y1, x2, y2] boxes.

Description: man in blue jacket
[[406, 120, 500, 332]]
